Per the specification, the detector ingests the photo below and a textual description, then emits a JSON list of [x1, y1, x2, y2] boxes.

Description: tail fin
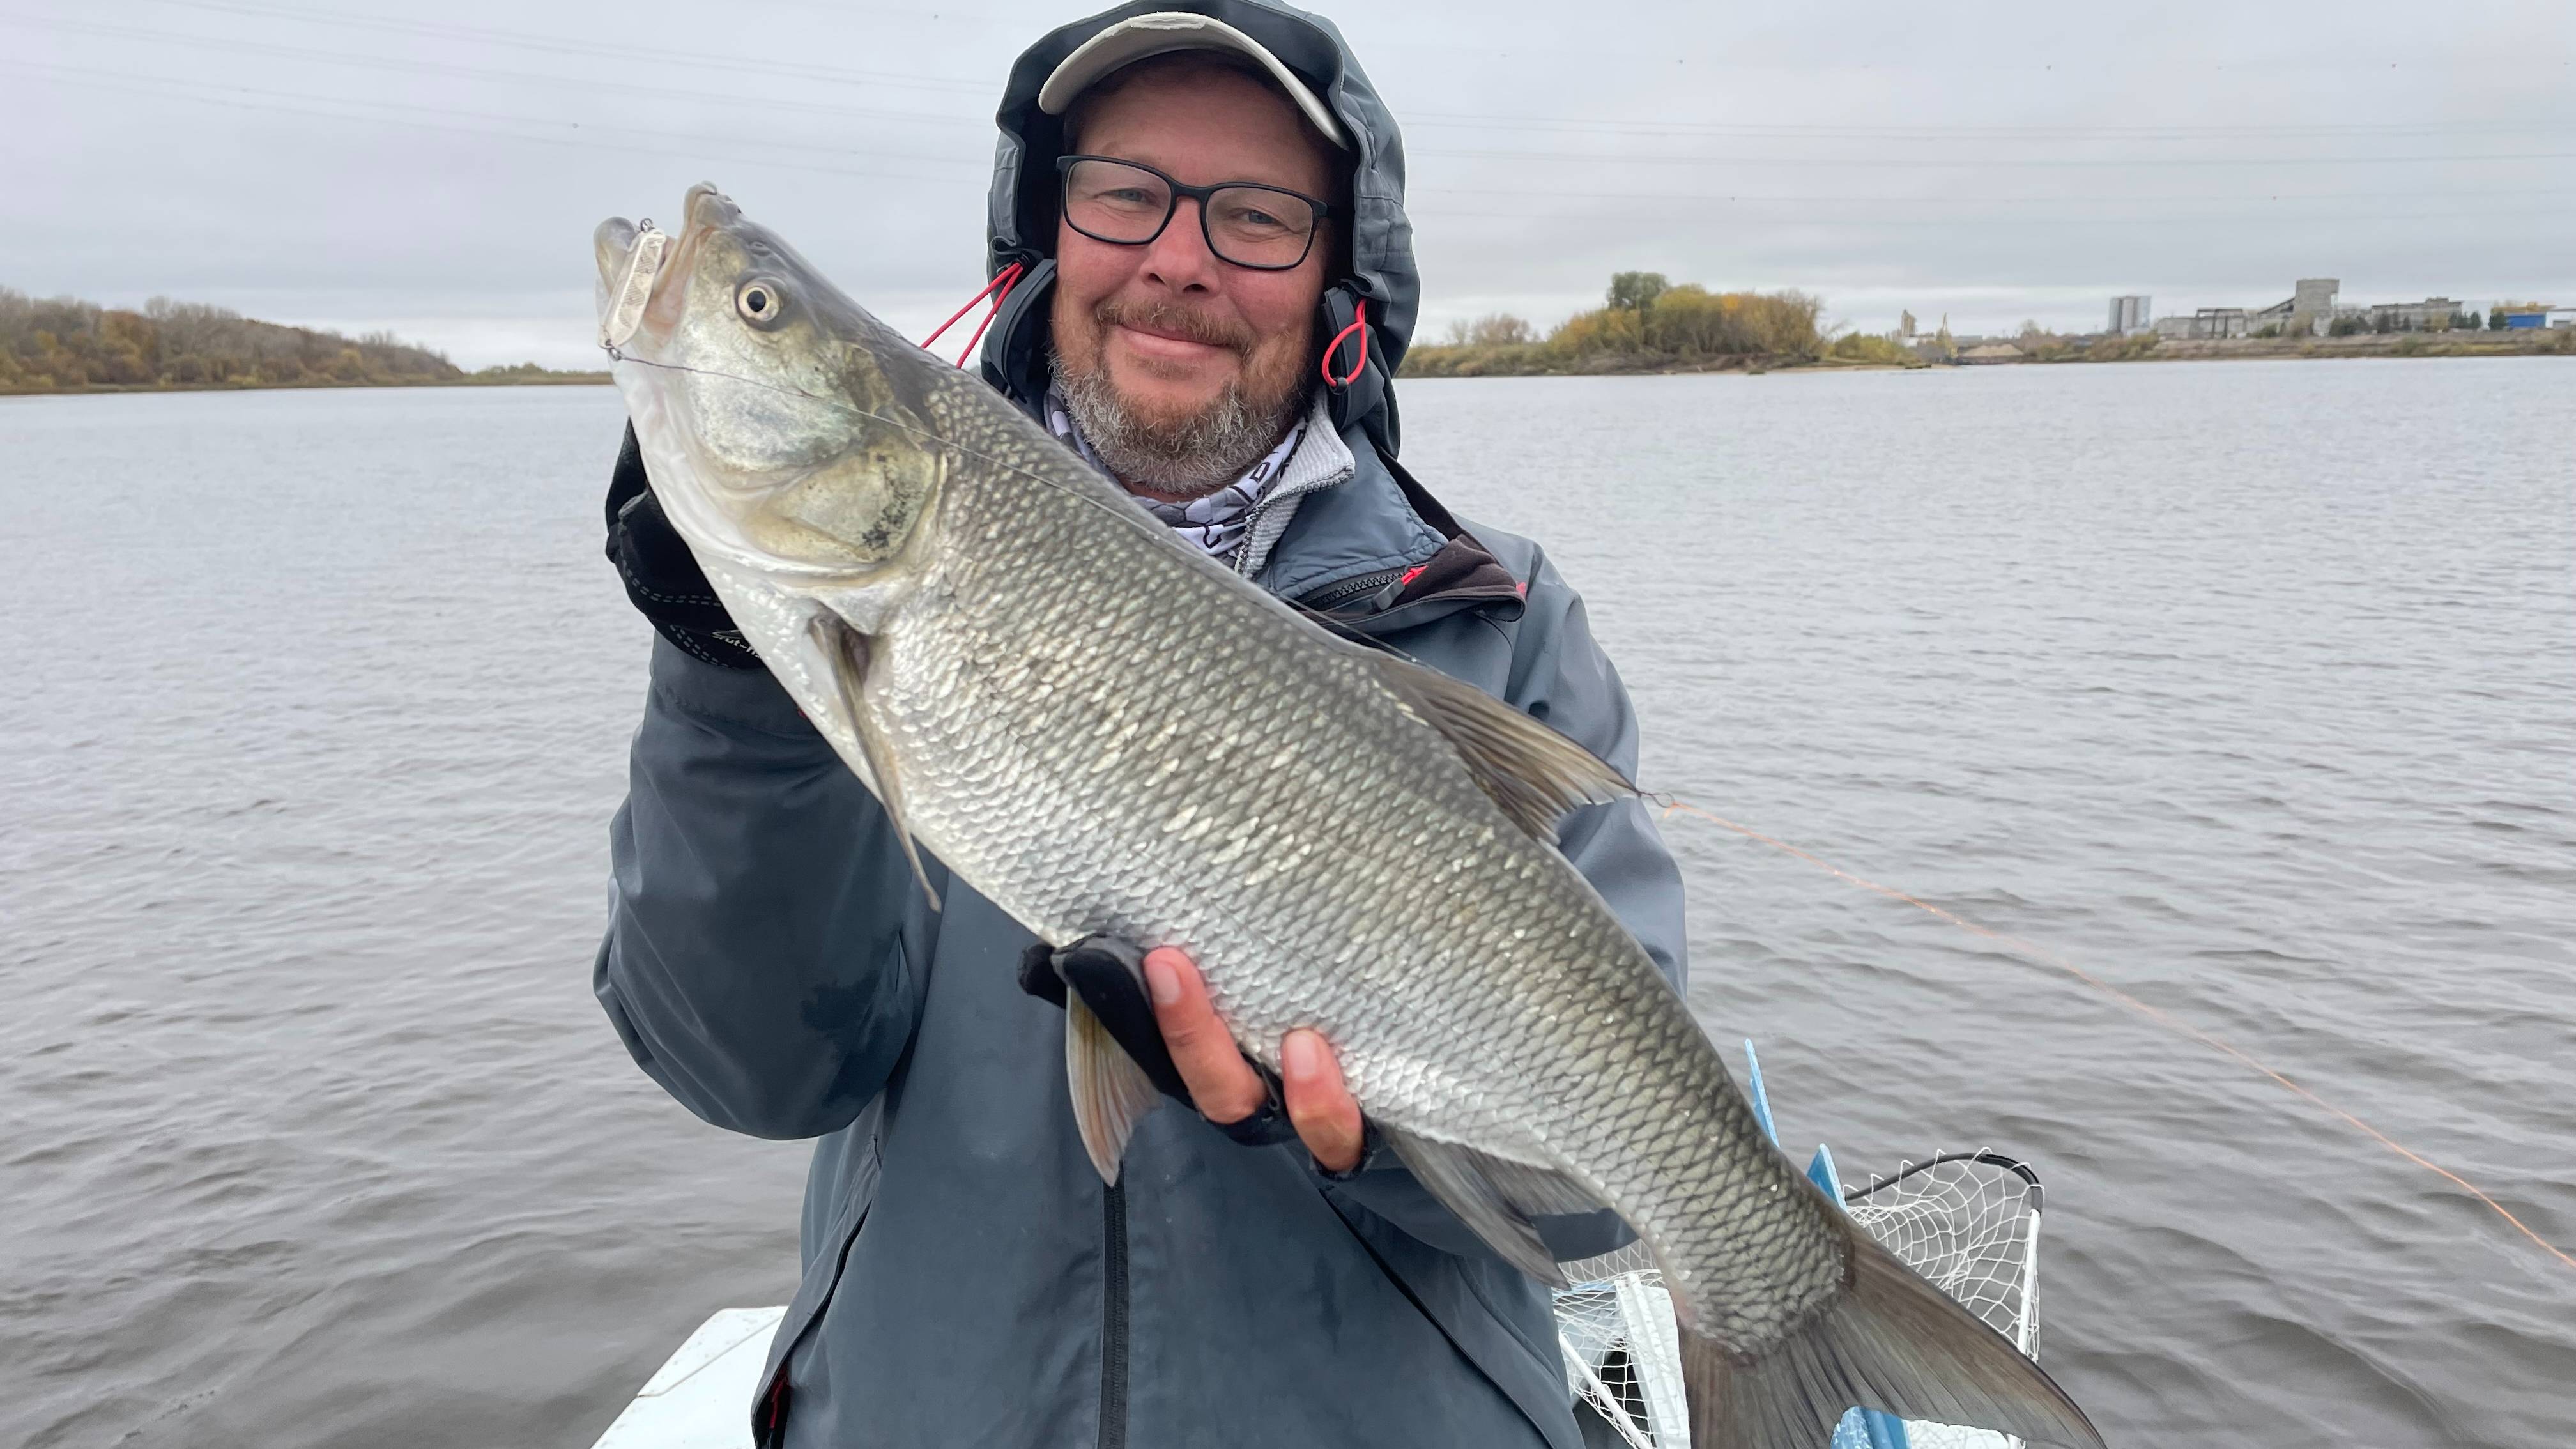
[[1683, 1226, 2105, 1449]]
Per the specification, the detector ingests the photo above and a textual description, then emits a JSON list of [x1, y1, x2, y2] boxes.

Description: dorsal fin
[[1370, 654, 1635, 842]]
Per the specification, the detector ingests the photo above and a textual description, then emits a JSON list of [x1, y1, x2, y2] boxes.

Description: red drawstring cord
[[930, 269, 1361, 381], [921, 261, 1024, 367], [1322, 300, 1368, 388]]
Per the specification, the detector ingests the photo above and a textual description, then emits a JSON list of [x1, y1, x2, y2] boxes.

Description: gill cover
[[643, 183, 947, 576]]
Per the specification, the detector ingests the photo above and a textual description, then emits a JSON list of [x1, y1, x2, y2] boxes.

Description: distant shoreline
[[1, 372, 611, 398], [4, 285, 615, 396], [1401, 326, 2572, 379], [2062, 331, 2572, 364], [9, 330, 2566, 399]]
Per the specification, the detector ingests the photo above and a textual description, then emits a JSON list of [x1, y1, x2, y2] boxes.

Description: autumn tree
[[1607, 271, 1669, 312]]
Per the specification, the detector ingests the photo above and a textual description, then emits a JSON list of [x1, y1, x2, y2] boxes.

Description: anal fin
[[1380, 1124, 1596, 1287], [1066, 995, 1162, 1186], [1370, 654, 1634, 843]]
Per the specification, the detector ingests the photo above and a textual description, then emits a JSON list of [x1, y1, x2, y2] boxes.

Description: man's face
[[1050, 66, 1334, 495]]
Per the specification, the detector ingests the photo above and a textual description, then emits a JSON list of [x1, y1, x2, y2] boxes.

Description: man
[[597, 4, 1686, 1445]]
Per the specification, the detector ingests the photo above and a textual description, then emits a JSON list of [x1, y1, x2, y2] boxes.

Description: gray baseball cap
[[1036, 10, 1351, 151]]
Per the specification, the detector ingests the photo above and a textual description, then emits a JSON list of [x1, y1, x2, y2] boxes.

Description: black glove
[[604, 422, 762, 670], [1018, 936, 1301, 1147]]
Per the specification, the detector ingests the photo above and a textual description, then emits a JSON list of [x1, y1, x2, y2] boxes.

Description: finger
[[1143, 947, 1269, 1124], [1281, 1029, 1365, 1174]]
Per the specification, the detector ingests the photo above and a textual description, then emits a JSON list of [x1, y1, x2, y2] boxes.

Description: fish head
[[593, 183, 946, 592], [595, 185, 967, 804]]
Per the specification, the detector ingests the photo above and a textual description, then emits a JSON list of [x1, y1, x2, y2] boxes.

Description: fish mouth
[[590, 215, 638, 286], [592, 183, 738, 352]]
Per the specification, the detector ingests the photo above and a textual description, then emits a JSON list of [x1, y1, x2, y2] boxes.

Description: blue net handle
[[1740, 1043, 1912, 1449]]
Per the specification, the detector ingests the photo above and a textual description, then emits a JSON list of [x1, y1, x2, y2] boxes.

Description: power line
[[9, 58, 984, 171], [1429, 206, 2576, 227], [112, 0, 2572, 146], [117, 0, 995, 97], [19, 61, 2559, 233], [1417, 183, 2576, 206], [4, 61, 988, 187], [1405, 112, 2575, 142], [1415, 144, 2576, 169], [0, 13, 996, 126], [18, 12, 2569, 174]]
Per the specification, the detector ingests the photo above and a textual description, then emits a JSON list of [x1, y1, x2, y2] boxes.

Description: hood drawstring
[[931, 270, 1366, 385], [922, 261, 1025, 367], [1322, 300, 1368, 388]]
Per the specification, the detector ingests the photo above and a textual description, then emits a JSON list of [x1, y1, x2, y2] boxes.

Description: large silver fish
[[592, 184, 2104, 1449]]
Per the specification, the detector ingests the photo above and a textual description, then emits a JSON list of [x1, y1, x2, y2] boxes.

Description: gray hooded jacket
[[594, 4, 1689, 1445]]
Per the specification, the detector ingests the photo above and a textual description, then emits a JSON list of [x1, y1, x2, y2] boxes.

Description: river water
[[3, 361, 2569, 1447]]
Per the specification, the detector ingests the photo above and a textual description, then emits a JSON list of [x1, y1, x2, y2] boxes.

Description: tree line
[[0, 288, 595, 393], [1402, 271, 1917, 377]]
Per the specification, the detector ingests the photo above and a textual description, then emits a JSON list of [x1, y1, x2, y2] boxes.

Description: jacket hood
[[978, 0, 1418, 454]]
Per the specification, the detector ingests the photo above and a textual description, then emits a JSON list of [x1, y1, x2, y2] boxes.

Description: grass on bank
[[0, 287, 604, 394]]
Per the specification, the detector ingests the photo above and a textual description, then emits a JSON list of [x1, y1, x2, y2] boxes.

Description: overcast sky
[[8, 0, 2571, 367]]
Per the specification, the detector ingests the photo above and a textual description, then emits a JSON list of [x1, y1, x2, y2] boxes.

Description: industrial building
[[2245, 279, 2341, 337], [2501, 307, 2574, 330], [2154, 307, 2250, 341], [2138, 280, 2515, 339], [2108, 295, 2151, 334], [2147, 280, 2338, 339]]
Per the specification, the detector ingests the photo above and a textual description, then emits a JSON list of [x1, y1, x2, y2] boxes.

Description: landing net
[[1552, 1151, 2046, 1449]]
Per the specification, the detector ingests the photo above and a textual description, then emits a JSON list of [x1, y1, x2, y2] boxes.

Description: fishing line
[[611, 349, 2573, 1275], [607, 354, 1193, 550], [1654, 799, 2576, 1276]]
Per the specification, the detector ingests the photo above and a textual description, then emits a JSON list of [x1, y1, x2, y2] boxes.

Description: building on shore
[[1958, 341, 2025, 365], [2133, 280, 2552, 342], [2354, 297, 2466, 332], [2108, 295, 2152, 334], [2154, 307, 2250, 341], [2244, 279, 2340, 337]]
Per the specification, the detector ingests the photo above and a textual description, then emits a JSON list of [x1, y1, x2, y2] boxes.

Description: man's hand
[[1142, 947, 1365, 1174], [605, 424, 762, 670]]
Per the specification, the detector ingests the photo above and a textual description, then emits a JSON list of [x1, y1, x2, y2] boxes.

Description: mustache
[[1094, 298, 1257, 355]]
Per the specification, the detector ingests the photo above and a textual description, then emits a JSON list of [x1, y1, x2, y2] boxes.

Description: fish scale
[[873, 412, 1840, 1336], [595, 183, 2106, 1449]]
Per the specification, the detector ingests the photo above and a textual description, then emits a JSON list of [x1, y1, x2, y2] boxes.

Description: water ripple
[[3, 364, 2570, 1446]]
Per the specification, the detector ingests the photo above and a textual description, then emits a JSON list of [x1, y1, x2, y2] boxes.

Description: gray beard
[[1048, 348, 1303, 500]]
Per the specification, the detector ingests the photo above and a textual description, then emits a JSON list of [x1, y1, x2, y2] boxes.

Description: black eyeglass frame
[[1054, 154, 1337, 272]]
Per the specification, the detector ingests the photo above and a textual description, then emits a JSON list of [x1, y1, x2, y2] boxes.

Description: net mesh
[[1554, 1153, 2044, 1449]]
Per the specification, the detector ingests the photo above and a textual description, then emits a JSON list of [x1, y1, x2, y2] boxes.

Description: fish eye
[[736, 278, 788, 328]]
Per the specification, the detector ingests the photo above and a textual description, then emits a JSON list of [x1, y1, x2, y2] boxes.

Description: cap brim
[[1038, 12, 1349, 151]]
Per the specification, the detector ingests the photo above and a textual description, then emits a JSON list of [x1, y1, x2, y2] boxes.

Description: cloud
[[9, 0, 2569, 363]]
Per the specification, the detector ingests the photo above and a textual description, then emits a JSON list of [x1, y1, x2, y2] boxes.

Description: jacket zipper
[[1099, 1179, 1129, 1449], [1296, 567, 1404, 612], [1230, 487, 1289, 577]]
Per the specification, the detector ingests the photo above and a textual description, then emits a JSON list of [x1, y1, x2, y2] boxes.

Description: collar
[[1042, 394, 1307, 564]]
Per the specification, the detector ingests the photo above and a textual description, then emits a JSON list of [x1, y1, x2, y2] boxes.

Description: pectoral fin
[[1066, 995, 1162, 1185], [1379, 1124, 1601, 1287], [1370, 654, 1634, 843], [808, 612, 940, 911]]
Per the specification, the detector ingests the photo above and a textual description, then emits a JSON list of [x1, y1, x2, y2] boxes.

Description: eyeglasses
[[1056, 155, 1333, 272]]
